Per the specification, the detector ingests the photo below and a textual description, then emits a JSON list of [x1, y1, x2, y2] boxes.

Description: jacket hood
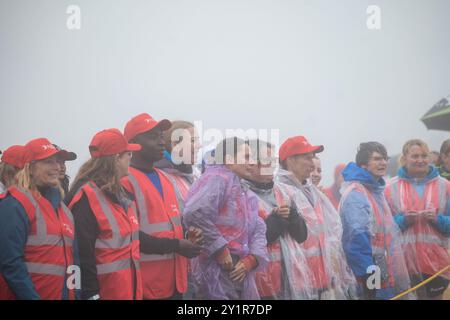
[[342, 162, 385, 193], [397, 165, 439, 184]]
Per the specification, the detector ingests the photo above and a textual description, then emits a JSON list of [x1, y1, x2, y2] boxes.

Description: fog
[[1, 0, 449, 185]]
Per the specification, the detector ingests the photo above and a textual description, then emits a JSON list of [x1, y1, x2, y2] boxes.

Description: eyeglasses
[[369, 156, 389, 162]]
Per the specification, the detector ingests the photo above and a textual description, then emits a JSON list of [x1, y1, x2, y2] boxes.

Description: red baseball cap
[[89, 128, 141, 158], [1, 145, 27, 169], [24, 138, 64, 164], [124, 113, 171, 142], [53, 144, 77, 161], [279, 136, 324, 161]]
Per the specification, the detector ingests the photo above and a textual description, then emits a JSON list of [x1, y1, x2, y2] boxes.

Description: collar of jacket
[[276, 168, 307, 189], [241, 179, 274, 193], [342, 162, 386, 193], [397, 165, 439, 184], [154, 150, 194, 175], [36, 185, 62, 210]]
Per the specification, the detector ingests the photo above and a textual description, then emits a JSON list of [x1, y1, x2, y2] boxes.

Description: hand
[[274, 205, 290, 219], [187, 227, 204, 245], [423, 210, 438, 225], [176, 239, 201, 258], [217, 250, 234, 271], [229, 261, 248, 282], [404, 211, 419, 226]]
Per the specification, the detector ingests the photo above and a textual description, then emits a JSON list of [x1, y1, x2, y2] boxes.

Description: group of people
[[0, 113, 449, 300]]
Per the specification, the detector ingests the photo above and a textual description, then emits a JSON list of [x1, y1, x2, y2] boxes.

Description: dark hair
[[247, 139, 274, 163], [215, 137, 248, 165], [355, 142, 388, 166]]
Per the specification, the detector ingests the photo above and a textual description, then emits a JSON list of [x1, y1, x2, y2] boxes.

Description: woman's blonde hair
[[163, 120, 195, 152], [0, 162, 20, 189], [400, 139, 430, 166], [16, 163, 65, 198], [71, 155, 123, 196]]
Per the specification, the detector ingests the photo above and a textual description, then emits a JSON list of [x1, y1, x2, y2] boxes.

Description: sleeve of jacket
[[286, 202, 308, 244], [264, 212, 289, 244], [340, 191, 374, 278], [139, 232, 180, 254], [70, 193, 101, 300], [183, 175, 229, 257], [248, 195, 268, 271], [393, 214, 409, 232], [0, 196, 40, 300]]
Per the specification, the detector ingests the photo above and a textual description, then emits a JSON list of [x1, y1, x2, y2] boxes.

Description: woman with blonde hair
[[0, 138, 76, 299], [155, 120, 201, 212], [154, 120, 203, 299], [0, 145, 27, 195], [385, 139, 450, 299], [66, 128, 143, 300]]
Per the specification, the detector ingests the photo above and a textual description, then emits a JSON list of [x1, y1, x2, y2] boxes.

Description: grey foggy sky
[[1, 0, 449, 185]]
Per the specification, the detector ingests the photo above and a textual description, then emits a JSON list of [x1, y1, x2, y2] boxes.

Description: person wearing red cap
[[276, 136, 357, 300], [0, 138, 76, 300], [66, 129, 143, 300], [323, 163, 346, 210], [122, 113, 201, 300], [0, 145, 27, 195], [53, 144, 77, 195]]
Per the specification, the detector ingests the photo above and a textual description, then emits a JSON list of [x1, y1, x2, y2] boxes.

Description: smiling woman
[[0, 138, 76, 300]]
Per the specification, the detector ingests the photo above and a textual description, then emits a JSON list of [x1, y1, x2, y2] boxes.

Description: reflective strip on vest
[[401, 233, 448, 247], [140, 253, 175, 262], [395, 177, 447, 213], [127, 174, 182, 234], [88, 182, 134, 250], [303, 247, 322, 258], [163, 173, 186, 213], [97, 259, 140, 275], [19, 188, 73, 248], [25, 262, 66, 276], [438, 178, 447, 213]]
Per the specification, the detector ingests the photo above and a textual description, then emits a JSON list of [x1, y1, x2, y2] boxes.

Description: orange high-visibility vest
[[254, 187, 284, 297], [161, 171, 191, 213], [0, 187, 75, 300], [282, 185, 329, 290], [69, 181, 142, 300], [342, 183, 395, 289], [122, 167, 187, 299], [385, 176, 450, 276]]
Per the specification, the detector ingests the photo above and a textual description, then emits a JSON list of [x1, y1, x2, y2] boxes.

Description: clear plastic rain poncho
[[276, 168, 358, 300], [340, 178, 414, 300], [241, 179, 316, 299], [183, 165, 268, 300], [385, 172, 450, 293]]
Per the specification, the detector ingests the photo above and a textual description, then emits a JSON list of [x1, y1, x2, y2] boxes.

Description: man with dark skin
[[122, 113, 202, 300], [130, 126, 203, 252]]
